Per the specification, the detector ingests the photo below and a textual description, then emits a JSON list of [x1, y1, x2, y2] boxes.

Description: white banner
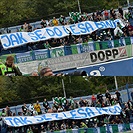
[[3, 104, 121, 127], [89, 46, 128, 64], [0, 19, 124, 49]]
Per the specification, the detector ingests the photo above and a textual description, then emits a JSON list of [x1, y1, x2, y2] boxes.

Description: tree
[[0, 76, 132, 108], [0, 0, 127, 28], [0, 0, 37, 28]]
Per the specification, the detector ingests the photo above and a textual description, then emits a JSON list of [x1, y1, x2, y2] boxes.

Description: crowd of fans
[[1, 7, 133, 53], [23, 7, 133, 51], [0, 89, 133, 133]]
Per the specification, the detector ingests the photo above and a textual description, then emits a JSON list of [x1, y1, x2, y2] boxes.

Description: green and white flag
[[111, 124, 119, 133], [100, 41, 109, 50], [110, 37, 132, 48], [86, 128, 94, 133], [110, 39, 120, 48], [69, 12, 81, 22], [53, 97, 59, 104], [71, 44, 81, 54], [50, 46, 65, 58], [61, 97, 66, 105], [100, 126, 106, 133], [121, 37, 131, 46], [94, 41, 101, 50]]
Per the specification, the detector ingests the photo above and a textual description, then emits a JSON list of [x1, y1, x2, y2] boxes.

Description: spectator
[[118, 6, 123, 18], [69, 12, 79, 23], [96, 101, 101, 107], [115, 90, 121, 101], [110, 8, 116, 19], [1, 109, 6, 117], [97, 92, 103, 104], [52, 17, 58, 26], [74, 100, 79, 109], [104, 116, 109, 125], [127, 99, 133, 110], [40, 19, 47, 28], [57, 105, 64, 112], [31, 71, 39, 76], [105, 90, 111, 101], [120, 108, 126, 123], [103, 9, 109, 20], [105, 98, 111, 106], [50, 38, 58, 47], [34, 100, 41, 115], [5, 106, 12, 116], [27, 23, 32, 32], [58, 39, 65, 46], [71, 121, 79, 129], [114, 116, 122, 124], [47, 19, 52, 27], [40, 67, 54, 77], [0, 56, 22, 76], [101, 101, 106, 107], [60, 121, 66, 130], [28, 103, 35, 115], [124, 103, 130, 122], [64, 100, 70, 111], [44, 41, 51, 49], [114, 22, 123, 37], [127, 22, 133, 36], [69, 17, 75, 24], [91, 94, 96, 106], [74, 12, 80, 23], [19, 25, 24, 32], [43, 98, 50, 113], [23, 22, 28, 32], [111, 97, 116, 105], [76, 35, 83, 43], [79, 98, 86, 107], [53, 101, 59, 111], [61, 97, 67, 109], [59, 15, 65, 25], [22, 103, 28, 116], [80, 121, 88, 128], [69, 96, 74, 109]]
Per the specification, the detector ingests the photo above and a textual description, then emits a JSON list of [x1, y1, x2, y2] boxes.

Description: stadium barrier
[[0, 123, 133, 133], [0, 36, 132, 63], [53, 123, 133, 133]]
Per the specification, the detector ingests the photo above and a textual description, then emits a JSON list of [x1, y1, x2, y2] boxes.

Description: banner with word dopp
[[3, 104, 121, 127], [0, 19, 124, 49], [17, 46, 128, 74]]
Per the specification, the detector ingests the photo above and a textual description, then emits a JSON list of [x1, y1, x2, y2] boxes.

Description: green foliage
[[0, 0, 37, 27], [0, 76, 132, 107], [0, 0, 129, 28]]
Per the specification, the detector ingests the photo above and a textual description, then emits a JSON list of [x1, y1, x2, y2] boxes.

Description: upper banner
[[0, 19, 124, 49], [3, 104, 121, 127]]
